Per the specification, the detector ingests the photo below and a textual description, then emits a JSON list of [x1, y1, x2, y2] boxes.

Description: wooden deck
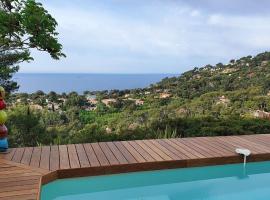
[[2, 134, 270, 199], [0, 159, 47, 200]]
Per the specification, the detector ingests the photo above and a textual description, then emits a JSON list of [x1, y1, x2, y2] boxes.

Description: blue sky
[[21, 0, 270, 73]]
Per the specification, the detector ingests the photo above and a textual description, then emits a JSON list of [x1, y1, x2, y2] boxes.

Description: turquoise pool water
[[41, 161, 270, 200]]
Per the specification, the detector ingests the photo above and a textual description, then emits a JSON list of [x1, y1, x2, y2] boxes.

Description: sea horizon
[[17, 72, 178, 75], [13, 73, 178, 94]]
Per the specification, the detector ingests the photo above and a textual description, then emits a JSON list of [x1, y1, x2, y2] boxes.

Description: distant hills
[[154, 52, 270, 99], [147, 52, 270, 120], [8, 52, 270, 147]]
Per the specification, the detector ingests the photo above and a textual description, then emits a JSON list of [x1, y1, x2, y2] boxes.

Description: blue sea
[[13, 73, 177, 94]]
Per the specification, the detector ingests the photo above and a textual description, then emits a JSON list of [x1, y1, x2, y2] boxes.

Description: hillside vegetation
[[6, 52, 270, 147], [156, 52, 270, 97]]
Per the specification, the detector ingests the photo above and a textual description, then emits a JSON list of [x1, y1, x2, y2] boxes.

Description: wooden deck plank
[[259, 134, 270, 141], [258, 134, 270, 147], [29, 147, 41, 168], [0, 172, 40, 179], [0, 194, 37, 200], [143, 140, 173, 160], [224, 136, 263, 153], [106, 142, 128, 165], [188, 137, 224, 156], [0, 175, 41, 184], [59, 145, 70, 169], [91, 143, 109, 166], [216, 137, 253, 154], [217, 137, 262, 154], [2, 148, 16, 161], [0, 161, 43, 200], [0, 189, 38, 198], [244, 135, 270, 148], [75, 144, 90, 168], [50, 146, 59, 171], [135, 140, 163, 161], [39, 146, 50, 170], [121, 141, 146, 163], [113, 141, 137, 164], [177, 138, 214, 158], [0, 183, 38, 193], [212, 137, 237, 152], [254, 134, 270, 146], [149, 140, 180, 160], [235, 136, 270, 153], [198, 137, 235, 155], [0, 166, 17, 172], [185, 138, 222, 157], [163, 139, 189, 159], [20, 147, 33, 165], [179, 138, 216, 158], [157, 139, 188, 159], [128, 141, 155, 162], [12, 148, 25, 163], [99, 143, 119, 165], [0, 169, 33, 175], [168, 139, 203, 159], [67, 144, 80, 168], [0, 178, 39, 188], [252, 135, 269, 143], [83, 143, 100, 167]]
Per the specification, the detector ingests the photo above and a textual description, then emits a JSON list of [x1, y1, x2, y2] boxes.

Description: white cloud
[[190, 10, 200, 17], [50, 6, 189, 57], [20, 1, 270, 73], [207, 14, 270, 50]]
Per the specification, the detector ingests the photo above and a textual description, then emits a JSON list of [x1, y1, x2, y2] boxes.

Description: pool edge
[[38, 152, 270, 199]]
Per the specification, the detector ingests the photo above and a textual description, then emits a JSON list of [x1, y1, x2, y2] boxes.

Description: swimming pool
[[41, 161, 270, 200]]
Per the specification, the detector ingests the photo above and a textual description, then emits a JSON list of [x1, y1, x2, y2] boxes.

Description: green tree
[[47, 91, 58, 102], [64, 93, 87, 108], [0, 0, 65, 92], [7, 106, 46, 147]]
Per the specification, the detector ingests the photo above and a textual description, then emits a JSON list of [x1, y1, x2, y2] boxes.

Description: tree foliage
[[0, 0, 65, 92]]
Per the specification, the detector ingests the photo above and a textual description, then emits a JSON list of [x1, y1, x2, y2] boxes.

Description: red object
[[0, 100, 6, 110], [0, 125, 7, 139]]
